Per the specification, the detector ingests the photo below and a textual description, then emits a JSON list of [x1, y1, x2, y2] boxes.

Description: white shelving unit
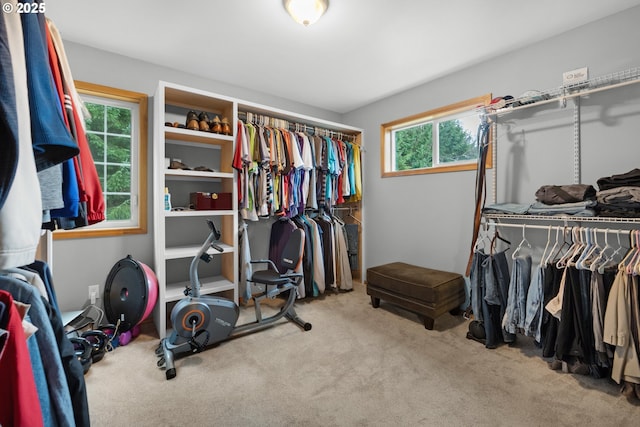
[[152, 81, 365, 338], [152, 81, 238, 339]]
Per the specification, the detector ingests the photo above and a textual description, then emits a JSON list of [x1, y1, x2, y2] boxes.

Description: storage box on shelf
[[153, 81, 238, 339]]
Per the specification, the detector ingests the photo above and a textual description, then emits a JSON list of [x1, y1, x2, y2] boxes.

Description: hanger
[[619, 230, 638, 273], [598, 229, 623, 274], [349, 212, 362, 225], [568, 227, 588, 267], [591, 228, 611, 272], [583, 228, 604, 270], [490, 227, 511, 255], [539, 225, 553, 267], [473, 222, 491, 253], [633, 231, 640, 276], [512, 224, 532, 260], [627, 230, 640, 275], [575, 227, 596, 270], [552, 226, 573, 266], [556, 226, 581, 268], [543, 226, 562, 266]]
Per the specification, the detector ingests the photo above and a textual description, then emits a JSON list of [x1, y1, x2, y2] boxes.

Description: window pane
[[438, 117, 478, 164], [85, 103, 105, 132], [95, 163, 105, 190], [381, 94, 490, 177], [106, 135, 131, 163], [106, 164, 131, 192], [106, 106, 131, 134], [106, 194, 131, 221], [393, 122, 433, 170], [87, 132, 104, 162]]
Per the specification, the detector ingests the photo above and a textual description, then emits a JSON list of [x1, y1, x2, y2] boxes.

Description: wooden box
[[190, 192, 232, 210]]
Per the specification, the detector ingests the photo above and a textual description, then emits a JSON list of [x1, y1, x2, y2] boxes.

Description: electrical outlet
[[88, 284, 100, 304]]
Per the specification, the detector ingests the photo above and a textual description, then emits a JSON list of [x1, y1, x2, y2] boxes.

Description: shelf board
[[164, 126, 233, 146], [165, 169, 234, 181], [165, 276, 236, 302], [164, 84, 234, 112], [164, 243, 234, 260], [164, 209, 234, 217]]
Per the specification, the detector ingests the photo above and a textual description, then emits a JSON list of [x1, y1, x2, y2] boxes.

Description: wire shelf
[[483, 212, 640, 224], [482, 67, 640, 116]]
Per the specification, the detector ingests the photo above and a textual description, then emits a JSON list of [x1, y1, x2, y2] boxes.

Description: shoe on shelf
[[186, 110, 199, 131], [210, 116, 222, 134], [169, 160, 191, 170], [166, 121, 186, 129], [193, 166, 214, 172], [221, 117, 231, 135], [198, 112, 210, 132]]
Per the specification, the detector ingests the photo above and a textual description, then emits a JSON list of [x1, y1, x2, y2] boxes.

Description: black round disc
[[104, 255, 150, 331]]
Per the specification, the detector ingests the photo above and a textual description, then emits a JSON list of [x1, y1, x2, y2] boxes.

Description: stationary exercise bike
[[156, 219, 312, 380]]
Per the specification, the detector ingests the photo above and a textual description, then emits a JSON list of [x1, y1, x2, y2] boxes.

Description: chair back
[[281, 228, 305, 272]]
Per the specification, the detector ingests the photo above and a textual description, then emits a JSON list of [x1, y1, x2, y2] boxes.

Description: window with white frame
[[54, 82, 148, 239], [381, 94, 491, 177]]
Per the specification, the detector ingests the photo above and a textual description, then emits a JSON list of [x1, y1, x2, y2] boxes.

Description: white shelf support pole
[[572, 96, 581, 184], [491, 119, 497, 205]]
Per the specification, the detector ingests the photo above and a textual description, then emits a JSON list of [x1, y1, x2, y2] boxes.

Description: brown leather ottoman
[[366, 262, 466, 330]]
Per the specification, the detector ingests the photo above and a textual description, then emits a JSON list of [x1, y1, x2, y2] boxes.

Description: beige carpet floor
[[84, 282, 639, 426]]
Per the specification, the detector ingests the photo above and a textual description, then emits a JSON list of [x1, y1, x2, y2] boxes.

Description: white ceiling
[[46, 0, 640, 114]]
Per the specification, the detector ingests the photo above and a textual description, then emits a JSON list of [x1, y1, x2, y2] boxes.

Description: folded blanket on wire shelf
[[596, 168, 640, 191], [535, 184, 596, 205], [527, 200, 597, 216], [482, 203, 531, 215], [484, 200, 598, 216], [597, 186, 640, 205], [596, 186, 640, 217]]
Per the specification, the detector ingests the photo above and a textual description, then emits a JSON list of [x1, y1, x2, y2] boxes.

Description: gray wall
[[343, 6, 640, 275], [53, 7, 640, 312]]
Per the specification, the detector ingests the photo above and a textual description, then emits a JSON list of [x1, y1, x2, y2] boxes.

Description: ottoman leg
[[423, 317, 435, 330], [370, 296, 380, 308]]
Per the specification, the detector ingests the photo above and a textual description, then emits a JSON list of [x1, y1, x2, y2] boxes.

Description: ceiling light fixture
[[283, 0, 329, 27]]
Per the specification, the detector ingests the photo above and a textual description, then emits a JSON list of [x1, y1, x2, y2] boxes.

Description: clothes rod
[[238, 110, 357, 142], [485, 220, 634, 235], [303, 206, 356, 213]]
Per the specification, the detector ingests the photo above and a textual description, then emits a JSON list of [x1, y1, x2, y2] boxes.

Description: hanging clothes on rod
[[467, 225, 511, 349], [234, 112, 362, 221], [473, 220, 636, 381], [266, 209, 353, 299], [603, 230, 640, 390]]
